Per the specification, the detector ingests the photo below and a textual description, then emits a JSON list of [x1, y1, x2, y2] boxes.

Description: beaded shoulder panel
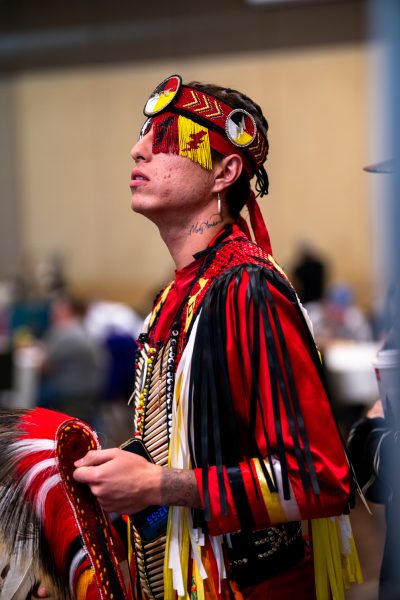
[[177, 233, 290, 361]]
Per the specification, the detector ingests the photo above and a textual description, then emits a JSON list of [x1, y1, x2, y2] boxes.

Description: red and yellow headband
[[141, 74, 269, 195]]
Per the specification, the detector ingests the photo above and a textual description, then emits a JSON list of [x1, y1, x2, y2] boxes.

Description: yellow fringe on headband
[[178, 115, 213, 170]]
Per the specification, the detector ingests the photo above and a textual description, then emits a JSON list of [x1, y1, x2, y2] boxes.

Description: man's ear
[[212, 154, 243, 194]]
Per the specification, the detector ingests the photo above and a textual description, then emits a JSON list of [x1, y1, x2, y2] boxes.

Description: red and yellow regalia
[[0, 75, 362, 600], [126, 222, 361, 600]]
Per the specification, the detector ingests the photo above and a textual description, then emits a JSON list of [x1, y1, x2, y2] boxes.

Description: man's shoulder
[[188, 238, 295, 323], [210, 233, 292, 293]]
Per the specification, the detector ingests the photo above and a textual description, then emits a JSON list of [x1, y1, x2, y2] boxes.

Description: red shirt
[[145, 225, 349, 598]]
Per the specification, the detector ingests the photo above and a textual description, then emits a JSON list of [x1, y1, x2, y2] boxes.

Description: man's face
[[129, 125, 216, 224]]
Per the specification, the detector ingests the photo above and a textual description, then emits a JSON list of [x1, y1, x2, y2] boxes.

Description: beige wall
[[0, 79, 21, 277], [10, 44, 370, 313]]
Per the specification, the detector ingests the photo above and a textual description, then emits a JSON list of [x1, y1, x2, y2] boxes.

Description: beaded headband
[[141, 74, 269, 196]]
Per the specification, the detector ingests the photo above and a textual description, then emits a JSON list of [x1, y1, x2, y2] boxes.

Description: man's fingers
[[73, 465, 98, 484], [74, 448, 117, 467], [73, 449, 120, 484], [367, 399, 384, 419]]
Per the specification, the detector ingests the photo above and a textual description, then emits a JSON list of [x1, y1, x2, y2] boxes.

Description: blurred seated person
[[84, 300, 142, 401], [84, 300, 143, 342], [348, 323, 400, 599], [84, 300, 143, 445], [349, 400, 400, 600], [292, 241, 327, 304], [306, 283, 373, 350], [37, 293, 104, 425]]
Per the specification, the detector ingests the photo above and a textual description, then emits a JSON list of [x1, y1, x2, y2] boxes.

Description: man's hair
[[187, 81, 269, 220]]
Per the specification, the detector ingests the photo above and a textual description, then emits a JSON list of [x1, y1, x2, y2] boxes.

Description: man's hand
[[367, 399, 384, 419], [73, 448, 163, 514], [73, 448, 202, 514]]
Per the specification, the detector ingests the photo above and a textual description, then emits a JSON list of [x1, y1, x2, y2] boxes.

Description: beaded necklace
[[131, 225, 235, 441]]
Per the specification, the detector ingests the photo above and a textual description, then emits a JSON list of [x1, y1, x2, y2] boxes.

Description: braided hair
[[187, 81, 269, 219]]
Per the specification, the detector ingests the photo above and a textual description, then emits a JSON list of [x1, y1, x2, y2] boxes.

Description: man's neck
[[158, 212, 233, 270]]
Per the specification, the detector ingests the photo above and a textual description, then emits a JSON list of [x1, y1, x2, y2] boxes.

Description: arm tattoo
[[160, 468, 202, 508], [188, 213, 222, 236]]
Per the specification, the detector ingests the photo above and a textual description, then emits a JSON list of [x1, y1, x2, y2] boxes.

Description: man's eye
[[139, 118, 152, 139]]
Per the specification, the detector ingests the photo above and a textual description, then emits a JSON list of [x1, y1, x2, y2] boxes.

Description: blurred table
[[13, 345, 43, 408], [323, 341, 380, 406], [0, 344, 43, 409]]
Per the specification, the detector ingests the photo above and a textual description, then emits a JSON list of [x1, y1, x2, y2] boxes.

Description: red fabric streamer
[[246, 190, 272, 254], [237, 214, 253, 241]]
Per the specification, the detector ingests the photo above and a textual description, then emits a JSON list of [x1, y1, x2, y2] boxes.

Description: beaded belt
[[225, 521, 305, 588]]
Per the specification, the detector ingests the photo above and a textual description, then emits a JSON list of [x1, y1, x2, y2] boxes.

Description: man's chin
[[130, 198, 162, 222], [130, 196, 148, 215]]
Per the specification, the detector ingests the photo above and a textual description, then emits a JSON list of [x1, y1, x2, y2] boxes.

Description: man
[[35, 75, 357, 599], [37, 293, 104, 425], [292, 242, 327, 306], [348, 159, 400, 600]]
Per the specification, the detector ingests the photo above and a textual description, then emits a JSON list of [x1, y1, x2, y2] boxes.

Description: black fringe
[[188, 264, 324, 522]]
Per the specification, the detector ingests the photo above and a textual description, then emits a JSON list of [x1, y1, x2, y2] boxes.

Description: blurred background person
[[9, 276, 50, 345], [37, 292, 104, 426], [292, 240, 328, 305], [308, 282, 373, 350]]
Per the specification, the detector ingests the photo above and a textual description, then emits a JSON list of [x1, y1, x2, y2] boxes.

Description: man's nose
[[130, 132, 151, 162], [130, 139, 141, 162]]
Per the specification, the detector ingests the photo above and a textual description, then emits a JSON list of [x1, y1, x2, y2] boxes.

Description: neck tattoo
[[188, 213, 222, 236]]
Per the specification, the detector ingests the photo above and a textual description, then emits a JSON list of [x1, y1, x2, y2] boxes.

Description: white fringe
[[168, 314, 211, 593], [337, 514, 352, 556], [267, 457, 301, 522], [69, 547, 88, 594], [22, 457, 57, 491], [36, 473, 62, 520], [10, 438, 56, 454], [210, 535, 226, 592]]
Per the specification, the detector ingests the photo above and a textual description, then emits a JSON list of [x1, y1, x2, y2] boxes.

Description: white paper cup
[[372, 349, 400, 422]]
